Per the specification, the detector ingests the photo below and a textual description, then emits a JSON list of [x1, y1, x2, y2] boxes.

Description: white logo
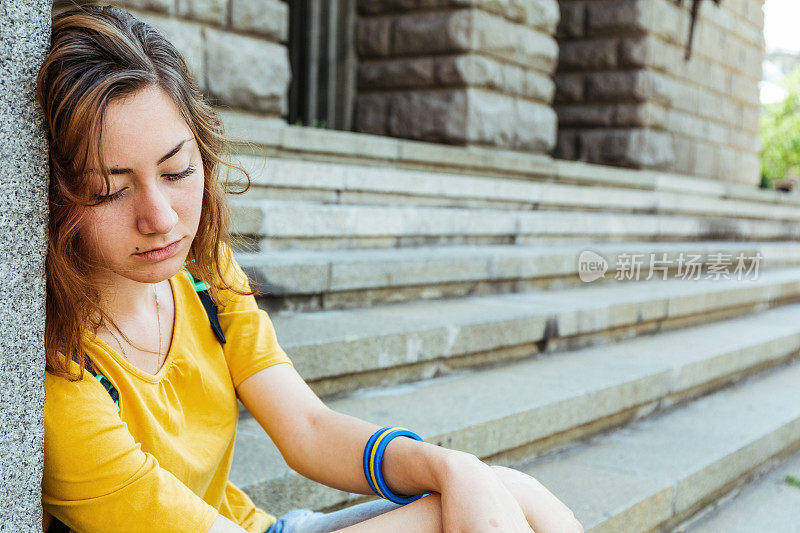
[[578, 250, 608, 283]]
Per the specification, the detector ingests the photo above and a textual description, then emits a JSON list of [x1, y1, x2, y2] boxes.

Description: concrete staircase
[[222, 114, 800, 531], [678, 448, 800, 532]]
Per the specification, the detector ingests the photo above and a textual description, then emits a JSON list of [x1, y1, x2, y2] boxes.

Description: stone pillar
[[554, 0, 764, 186], [355, 0, 560, 154], [0, 1, 52, 531]]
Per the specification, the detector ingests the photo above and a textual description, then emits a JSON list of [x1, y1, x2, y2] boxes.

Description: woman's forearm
[[290, 408, 473, 497]]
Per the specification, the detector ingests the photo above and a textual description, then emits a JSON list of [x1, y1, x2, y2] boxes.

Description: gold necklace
[[106, 283, 162, 374]]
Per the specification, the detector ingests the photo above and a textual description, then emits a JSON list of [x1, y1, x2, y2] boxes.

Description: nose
[[135, 182, 178, 236]]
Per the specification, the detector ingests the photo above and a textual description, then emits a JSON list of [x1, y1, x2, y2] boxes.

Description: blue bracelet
[[362, 426, 427, 505], [363, 426, 392, 498]]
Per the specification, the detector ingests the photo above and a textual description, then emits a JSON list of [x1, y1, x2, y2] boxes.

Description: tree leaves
[[760, 65, 800, 187]]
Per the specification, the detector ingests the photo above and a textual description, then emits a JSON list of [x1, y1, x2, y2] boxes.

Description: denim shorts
[[264, 497, 409, 533]]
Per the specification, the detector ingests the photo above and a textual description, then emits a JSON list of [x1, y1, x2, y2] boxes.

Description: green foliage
[[760, 66, 800, 188], [785, 475, 800, 488]]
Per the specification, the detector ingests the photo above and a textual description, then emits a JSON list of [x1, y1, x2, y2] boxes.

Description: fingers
[[489, 465, 584, 533], [491, 465, 575, 516]]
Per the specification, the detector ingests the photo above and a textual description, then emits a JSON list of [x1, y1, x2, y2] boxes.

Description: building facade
[[54, 0, 765, 185]]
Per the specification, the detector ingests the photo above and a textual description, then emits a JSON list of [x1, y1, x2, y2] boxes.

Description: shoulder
[[43, 359, 129, 483], [44, 359, 116, 427]]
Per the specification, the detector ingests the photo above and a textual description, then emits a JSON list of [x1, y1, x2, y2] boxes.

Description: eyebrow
[[105, 137, 194, 175]]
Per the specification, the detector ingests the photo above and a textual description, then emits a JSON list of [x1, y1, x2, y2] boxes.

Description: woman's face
[[77, 85, 205, 286]]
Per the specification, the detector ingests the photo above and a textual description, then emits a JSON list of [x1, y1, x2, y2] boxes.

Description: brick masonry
[[54, 1, 764, 182], [554, 0, 765, 185], [76, 0, 292, 117], [354, 0, 561, 153]]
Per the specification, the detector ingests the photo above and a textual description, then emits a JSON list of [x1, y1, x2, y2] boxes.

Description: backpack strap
[[182, 266, 226, 344], [71, 348, 121, 413]]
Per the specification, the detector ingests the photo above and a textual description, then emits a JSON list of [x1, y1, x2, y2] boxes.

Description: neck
[[90, 271, 167, 332]]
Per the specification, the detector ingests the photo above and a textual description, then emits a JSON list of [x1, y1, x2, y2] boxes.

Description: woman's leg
[[330, 493, 443, 533], [266, 496, 427, 533]]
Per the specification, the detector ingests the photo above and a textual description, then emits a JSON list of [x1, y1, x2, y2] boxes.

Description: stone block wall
[[355, 0, 561, 154], [53, 0, 292, 118], [554, 0, 764, 185]]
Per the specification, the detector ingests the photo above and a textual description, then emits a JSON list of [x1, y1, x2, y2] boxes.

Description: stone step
[[234, 156, 800, 223], [239, 240, 793, 313], [229, 199, 800, 251], [230, 303, 800, 520], [679, 449, 800, 532], [264, 267, 800, 399], [220, 109, 799, 211], [522, 360, 800, 532]]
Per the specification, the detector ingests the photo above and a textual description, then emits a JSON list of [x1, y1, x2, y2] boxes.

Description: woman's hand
[[434, 453, 534, 533], [433, 453, 584, 533], [489, 464, 583, 533]]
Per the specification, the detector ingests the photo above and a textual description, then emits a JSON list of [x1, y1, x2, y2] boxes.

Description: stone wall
[[0, 1, 52, 531], [554, 0, 764, 186], [53, 0, 292, 118], [355, 0, 560, 154]]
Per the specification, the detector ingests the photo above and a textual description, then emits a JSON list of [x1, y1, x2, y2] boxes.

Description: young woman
[[38, 5, 583, 533]]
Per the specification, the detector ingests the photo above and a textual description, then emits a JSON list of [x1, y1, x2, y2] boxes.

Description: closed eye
[[166, 164, 196, 181], [91, 165, 197, 204]]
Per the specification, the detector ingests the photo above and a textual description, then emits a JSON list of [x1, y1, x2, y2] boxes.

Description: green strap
[[182, 262, 209, 292], [94, 374, 120, 413]]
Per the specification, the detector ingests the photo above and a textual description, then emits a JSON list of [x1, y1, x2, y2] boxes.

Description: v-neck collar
[[82, 272, 182, 383]]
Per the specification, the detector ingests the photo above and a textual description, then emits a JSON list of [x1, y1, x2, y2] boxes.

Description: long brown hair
[[38, 4, 256, 380]]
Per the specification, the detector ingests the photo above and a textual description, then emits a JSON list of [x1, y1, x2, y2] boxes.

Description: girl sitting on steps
[[39, 4, 583, 532]]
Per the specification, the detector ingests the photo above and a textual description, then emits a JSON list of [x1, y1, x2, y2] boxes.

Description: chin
[[128, 255, 186, 283]]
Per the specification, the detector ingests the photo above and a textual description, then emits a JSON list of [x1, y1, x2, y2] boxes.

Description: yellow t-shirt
[[42, 245, 293, 533]]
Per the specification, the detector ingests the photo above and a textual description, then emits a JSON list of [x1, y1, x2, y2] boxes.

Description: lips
[[133, 237, 184, 262], [137, 239, 180, 255]]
